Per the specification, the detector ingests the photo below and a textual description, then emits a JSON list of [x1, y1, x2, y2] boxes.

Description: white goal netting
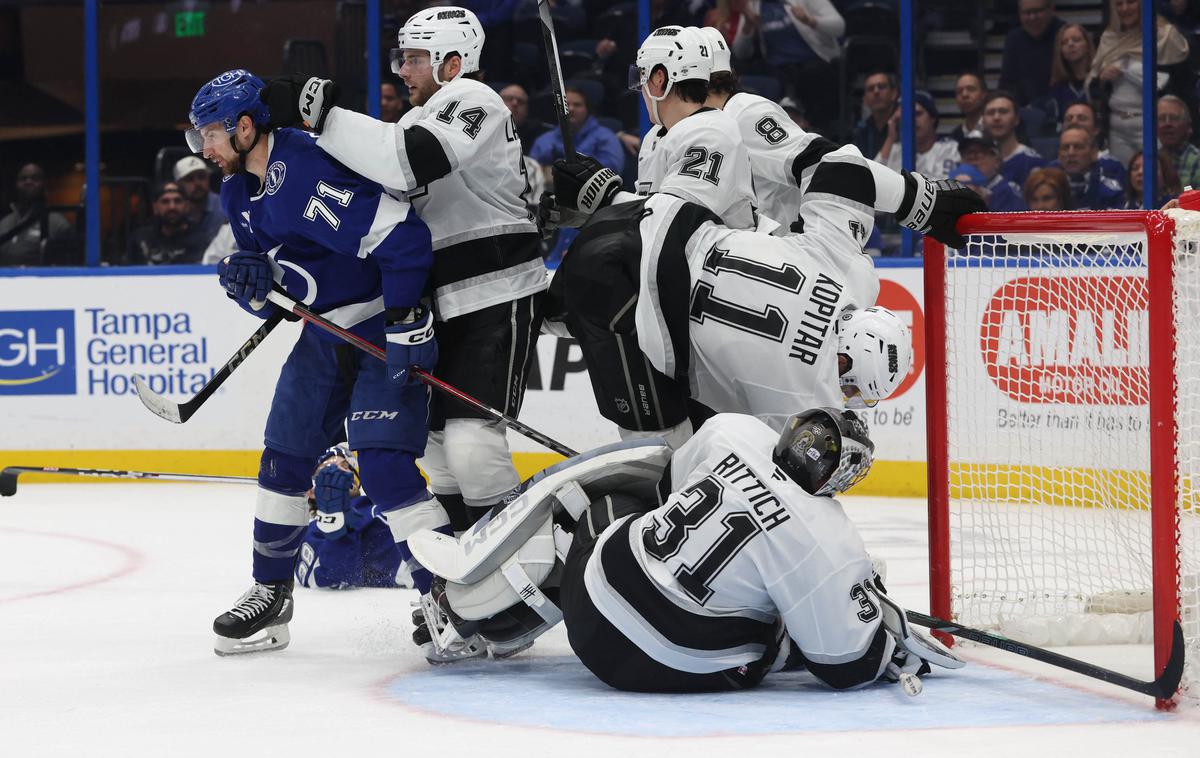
[[936, 210, 1200, 706]]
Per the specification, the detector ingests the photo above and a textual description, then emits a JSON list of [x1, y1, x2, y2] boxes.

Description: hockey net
[[925, 210, 1200, 709]]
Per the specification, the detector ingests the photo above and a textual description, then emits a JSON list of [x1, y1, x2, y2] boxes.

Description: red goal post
[[924, 210, 1199, 709]]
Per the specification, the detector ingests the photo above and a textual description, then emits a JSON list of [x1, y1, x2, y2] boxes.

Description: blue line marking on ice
[[387, 655, 1168, 736]]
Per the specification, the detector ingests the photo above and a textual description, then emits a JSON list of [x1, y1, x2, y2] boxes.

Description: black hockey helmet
[[773, 407, 874, 497]]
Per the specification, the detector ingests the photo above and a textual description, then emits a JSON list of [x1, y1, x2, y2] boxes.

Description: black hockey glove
[[551, 154, 622, 218], [536, 191, 591, 238], [896, 170, 986, 249], [261, 75, 341, 133]]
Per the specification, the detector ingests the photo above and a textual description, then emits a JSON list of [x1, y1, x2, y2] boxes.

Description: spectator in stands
[[1023, 166, 1073, 210], [1158, 94, 1200, 189], [501, 83, 550, 155], [531, 85, 622, 183], [1125, 150, 1183, 208], [533, 84, 622, 265], [1061, 100, 1126, 180], [852, 70, 898, 161], [0, 163, 69, 267], [876, 91, 959, 179], [958, 135, 1028, 212], [731, 0, 843, 134], [983, 90, 1048, 187], [1047, 23, 1095, 122], [125, 182, 205, 265], [949, 72, 987, 142], [1088, 0, 1190, 164], [1051, 125, 1125, 209], [999, 0, 1066, 107], [380, 77, 406, 123], [173, 156, 225, 249], [705, 0, 748, 43]]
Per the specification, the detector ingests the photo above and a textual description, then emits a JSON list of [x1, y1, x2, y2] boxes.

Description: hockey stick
[[537, 0, 575, 158], [264, 288, 579, 458], [134, 310, 286, 423], [0, 466, 255, 497], [907, 610, 1185, 701]]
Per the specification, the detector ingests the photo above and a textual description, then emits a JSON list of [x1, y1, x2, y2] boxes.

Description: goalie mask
[[836, 306, 913, 408], [392, 6, 485, 86], [773, 407, 873, 496]]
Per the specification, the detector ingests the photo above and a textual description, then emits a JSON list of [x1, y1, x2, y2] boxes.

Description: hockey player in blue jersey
[[186, 69, 452, 655], [294, 445, 409, 590]]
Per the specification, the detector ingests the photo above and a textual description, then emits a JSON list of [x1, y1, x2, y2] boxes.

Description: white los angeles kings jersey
[[632, 144, 880, 433], [636, 108, 757, 230], [582, 414, 886, 674], [722, 92, 909, 229], [316, 77, 544, 319]]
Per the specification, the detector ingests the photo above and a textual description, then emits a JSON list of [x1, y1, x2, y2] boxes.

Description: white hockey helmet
[[836, 306, 913, 408], [627, 25, 714, 94], [392, 6, 485, 85], [698, 26, 732, 75]]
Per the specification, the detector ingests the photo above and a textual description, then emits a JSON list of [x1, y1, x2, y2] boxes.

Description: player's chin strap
[[232, 115, 264, 173], [642, 81, 672, 127]]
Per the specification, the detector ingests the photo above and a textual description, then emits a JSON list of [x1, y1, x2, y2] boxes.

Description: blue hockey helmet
[[312, 444, 361, 494], [185, 69, 270, 153]]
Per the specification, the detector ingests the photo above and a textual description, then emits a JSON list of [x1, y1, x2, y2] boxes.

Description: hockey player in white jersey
[[261, 7, 544, 532], [548, 141, 912, 445], [543, 25, 757, 234], [695, 26, 984, 244], [406, 410, 962, 691]]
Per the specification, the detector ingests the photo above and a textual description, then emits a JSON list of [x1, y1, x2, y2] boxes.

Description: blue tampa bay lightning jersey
[[221, 128, 432, 339]]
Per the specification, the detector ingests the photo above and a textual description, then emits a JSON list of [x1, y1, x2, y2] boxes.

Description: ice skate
[[213, 581, 293, 656]]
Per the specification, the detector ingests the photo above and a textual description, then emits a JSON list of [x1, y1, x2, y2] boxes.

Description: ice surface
[[1, 484, 1196, 757]]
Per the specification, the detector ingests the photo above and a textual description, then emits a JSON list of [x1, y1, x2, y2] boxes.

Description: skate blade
[[422, 641, 487, 665], [489, 640, 534, 660], [214, 623, 291, 656]]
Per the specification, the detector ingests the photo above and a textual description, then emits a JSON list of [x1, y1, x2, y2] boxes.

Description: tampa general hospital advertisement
[[0, 263, 929, 497]]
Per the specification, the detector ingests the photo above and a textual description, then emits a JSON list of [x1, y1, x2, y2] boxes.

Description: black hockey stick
[[537, 0, 575, 158], [907, 610, 1185, 701], [264, 288, 579, 458], [134, 310, 286, 423], [0, 466, 255, 496]]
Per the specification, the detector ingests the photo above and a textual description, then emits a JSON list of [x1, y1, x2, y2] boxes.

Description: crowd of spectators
[[5, 0, 1200, 266]]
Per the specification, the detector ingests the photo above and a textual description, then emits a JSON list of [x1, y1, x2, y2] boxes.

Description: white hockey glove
[[551, 155, 622, 218], [896, 170, 986, 249], [865, 576, 964, 692]]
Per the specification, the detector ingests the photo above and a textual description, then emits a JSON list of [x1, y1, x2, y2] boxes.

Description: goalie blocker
[[409, 411, 962, 691]]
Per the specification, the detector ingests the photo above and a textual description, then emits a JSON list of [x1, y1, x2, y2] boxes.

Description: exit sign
[[175, 11, 205, 38]]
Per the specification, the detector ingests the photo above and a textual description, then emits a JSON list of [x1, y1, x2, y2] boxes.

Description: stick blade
[[133, 375, 184, 423], [0, 468, 19, 496], [1155, 620, 1186, 700]]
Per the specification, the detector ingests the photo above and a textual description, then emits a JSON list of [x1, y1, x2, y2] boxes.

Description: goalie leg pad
[[407, 438, 672, 585]]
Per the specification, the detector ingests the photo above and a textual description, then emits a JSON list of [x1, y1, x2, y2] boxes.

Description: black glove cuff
[[896, 170, 918, 220], [385, 305, 427, 326]]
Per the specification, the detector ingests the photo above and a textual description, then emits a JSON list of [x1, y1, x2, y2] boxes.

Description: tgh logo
[[0, 310, 76, 395]]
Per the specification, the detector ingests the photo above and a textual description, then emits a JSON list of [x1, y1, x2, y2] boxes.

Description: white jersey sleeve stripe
[[357, 195, 414, 259]]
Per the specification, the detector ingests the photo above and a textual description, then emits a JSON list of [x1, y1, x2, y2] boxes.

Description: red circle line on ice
[[0, 527, 144, 604]]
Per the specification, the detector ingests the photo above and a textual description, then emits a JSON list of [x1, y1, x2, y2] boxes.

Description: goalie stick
[[907, 610, 1185, 702], [264, 288, 579, 458], [0, 466, 254, 497], [134, 310, 286, 423], [537, 0, 575, 158]]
